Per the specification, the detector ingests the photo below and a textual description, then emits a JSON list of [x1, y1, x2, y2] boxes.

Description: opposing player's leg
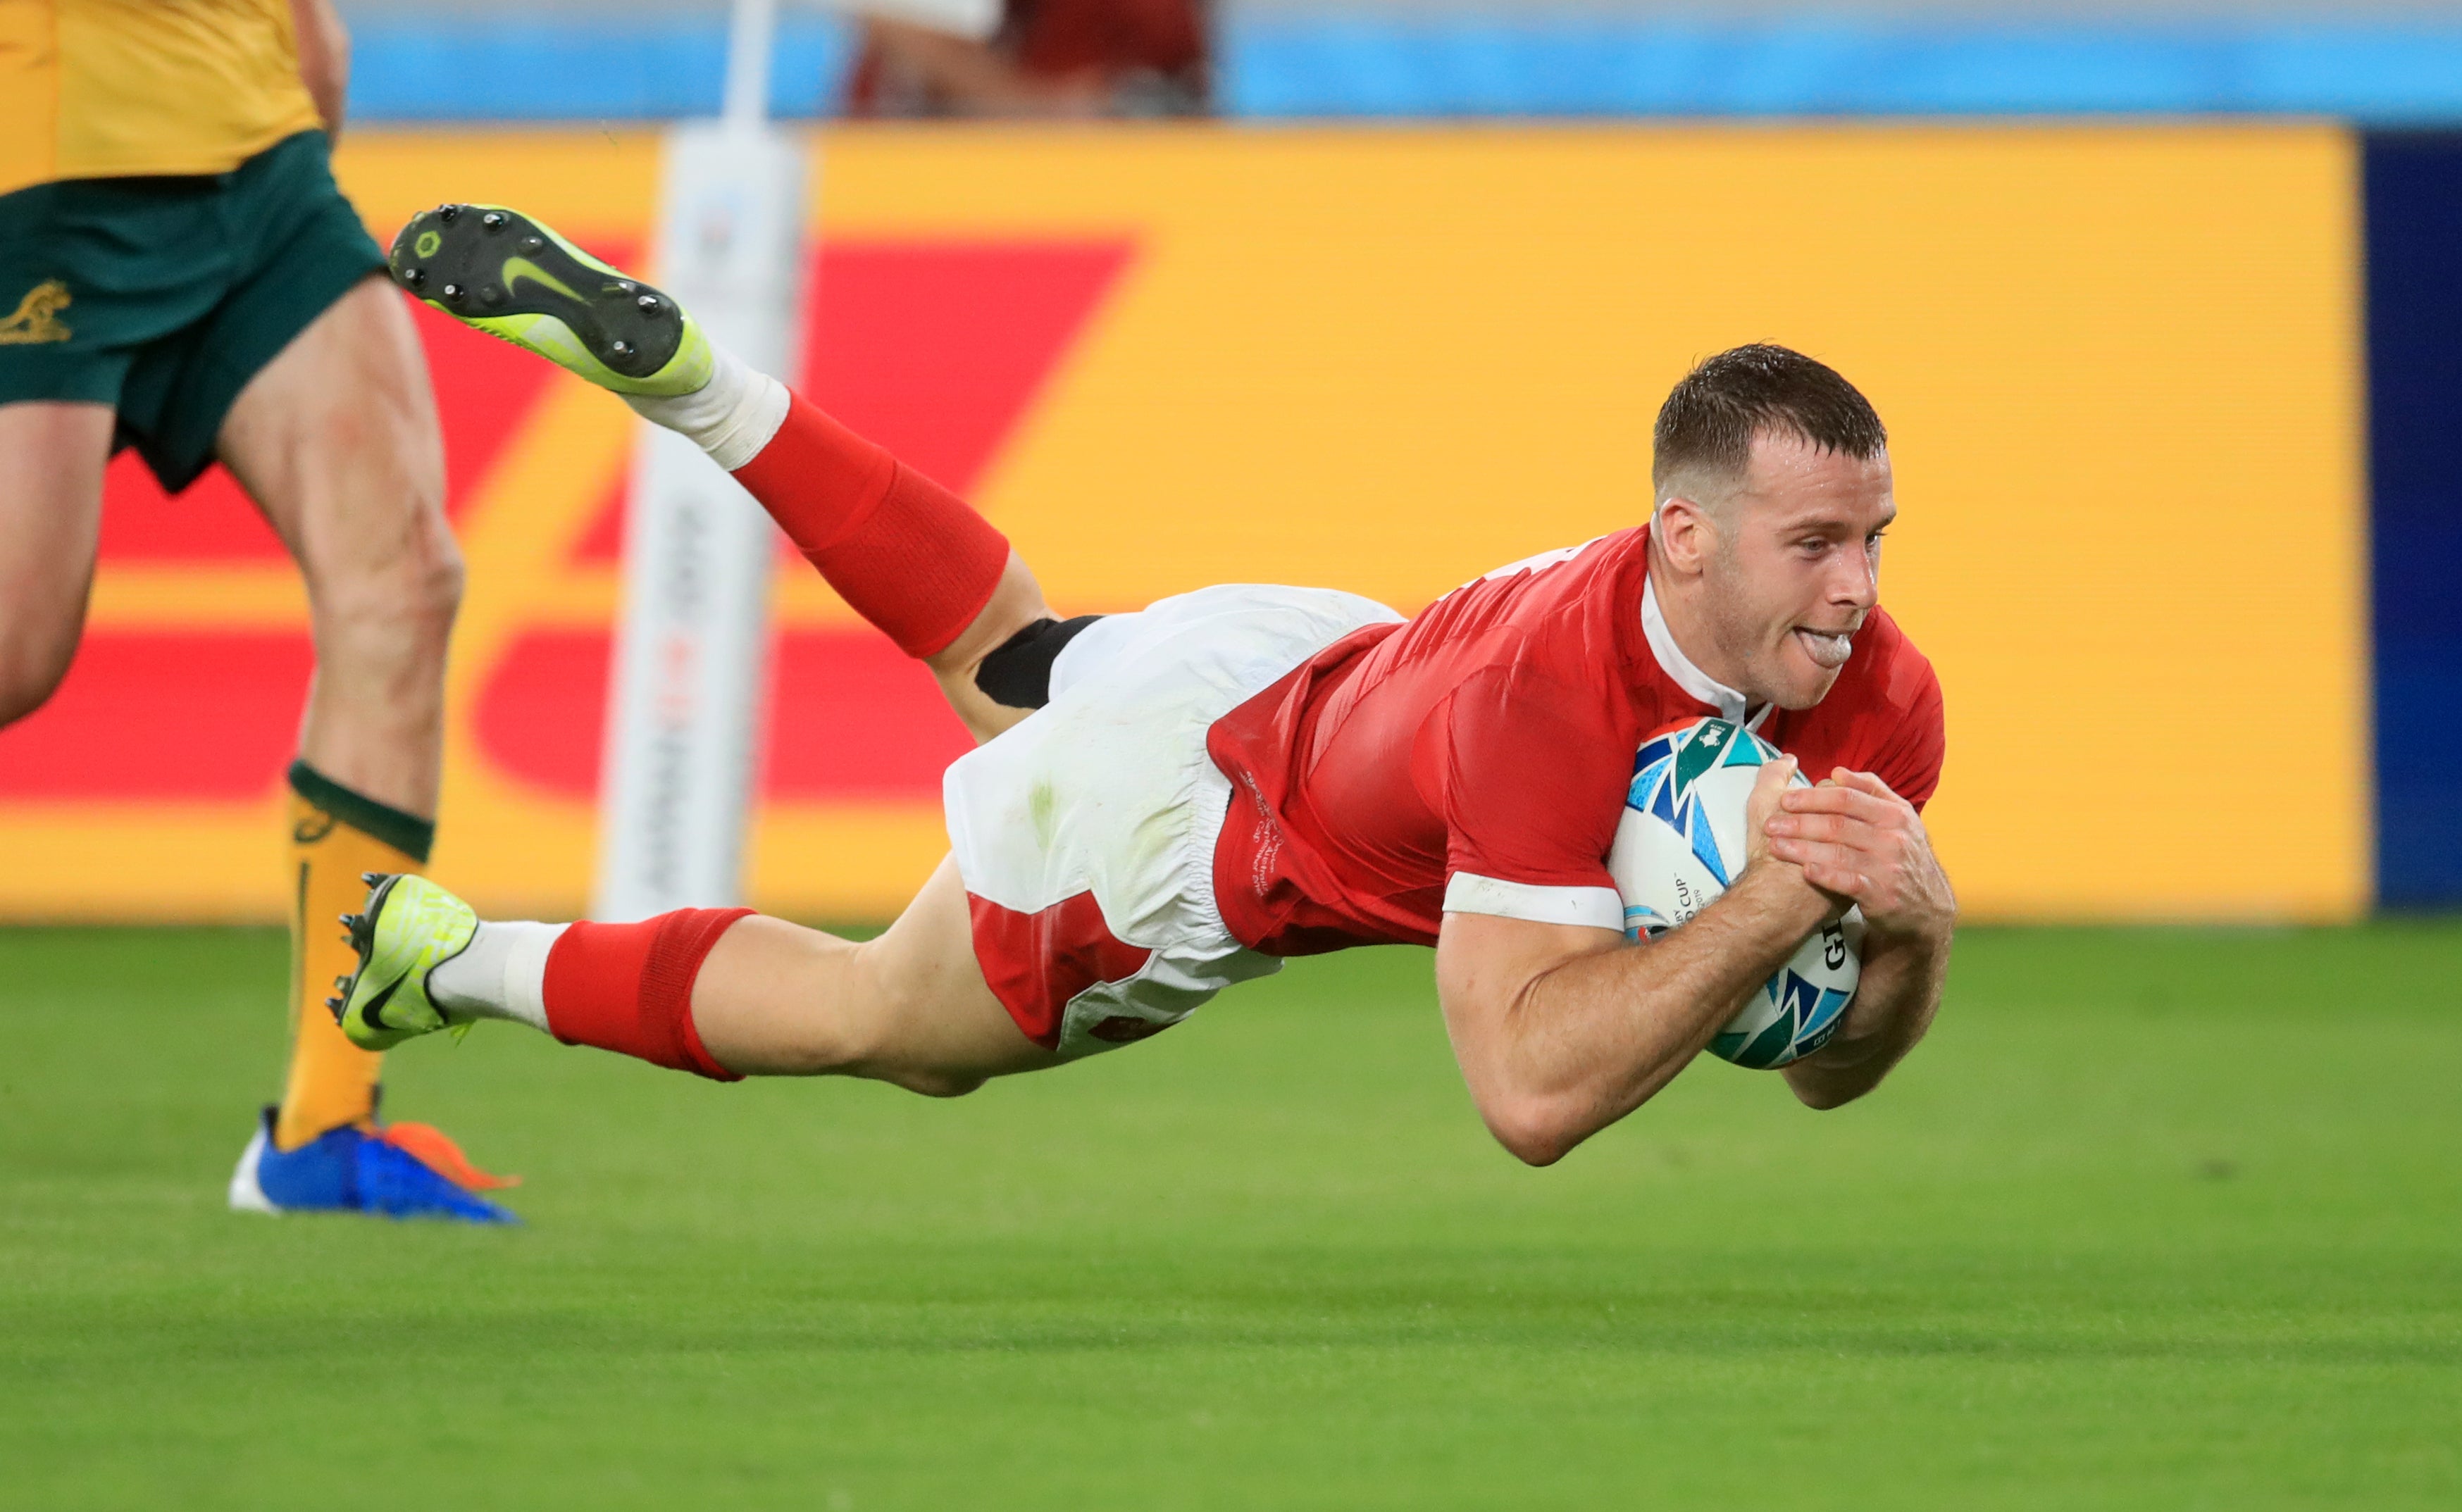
[[211, 273, 514, 1218], [334, 860, 1053, 1095], [3, 146, 505, 1218], [220, 275, 459, 837], [389, 204, 1071, 744], [0, 401, 111, 727]]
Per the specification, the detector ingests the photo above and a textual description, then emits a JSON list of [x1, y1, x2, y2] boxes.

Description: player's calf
[[333, 866, 1048, 1092]]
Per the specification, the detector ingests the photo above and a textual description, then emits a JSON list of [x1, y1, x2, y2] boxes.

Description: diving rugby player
[[337, 206, 1951, 1166]]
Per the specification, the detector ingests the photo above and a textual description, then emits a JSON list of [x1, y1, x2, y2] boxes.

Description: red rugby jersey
[[1205, 526, 1944, 955]]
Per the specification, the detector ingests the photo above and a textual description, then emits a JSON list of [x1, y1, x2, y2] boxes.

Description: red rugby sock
[[730, 392, 1011, 658], [540, 908, 753, 1081]]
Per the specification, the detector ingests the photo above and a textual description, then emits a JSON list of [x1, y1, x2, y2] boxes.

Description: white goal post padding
[[592, 0, 1000, 919], [592, 122, 807, 921]]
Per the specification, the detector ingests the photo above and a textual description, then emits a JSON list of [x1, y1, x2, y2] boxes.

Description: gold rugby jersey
[[0, 0, 325, 199]]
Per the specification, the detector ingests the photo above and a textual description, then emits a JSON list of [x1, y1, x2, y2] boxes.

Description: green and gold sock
[[273, 761, 435, 1152]]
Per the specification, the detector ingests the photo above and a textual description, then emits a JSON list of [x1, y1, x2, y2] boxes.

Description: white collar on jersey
[[1640, 572, 1770, 730]]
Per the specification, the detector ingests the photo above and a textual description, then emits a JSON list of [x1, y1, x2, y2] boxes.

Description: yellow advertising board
[[0, 123, 2365, 923]]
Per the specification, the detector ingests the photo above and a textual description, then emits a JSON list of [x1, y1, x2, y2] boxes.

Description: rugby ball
[[1609, 718, 1862, 1069]]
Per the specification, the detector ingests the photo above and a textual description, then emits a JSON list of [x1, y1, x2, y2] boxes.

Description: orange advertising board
[[0, 124, 2366, 922]]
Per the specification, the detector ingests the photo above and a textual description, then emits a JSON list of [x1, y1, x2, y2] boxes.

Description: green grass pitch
[[2, 923, 2457, 1509]]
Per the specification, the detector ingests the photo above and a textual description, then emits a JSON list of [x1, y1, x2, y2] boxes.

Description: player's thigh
[[216, 276, 454, 614], [854, 854, 1060, 1087], [0, 401, 113, 721]]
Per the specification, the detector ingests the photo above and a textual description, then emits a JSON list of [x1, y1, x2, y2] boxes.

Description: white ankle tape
[[623, 345, 790, 473], [428, 920, 564, 1034], [497, 921, 564, 1033]]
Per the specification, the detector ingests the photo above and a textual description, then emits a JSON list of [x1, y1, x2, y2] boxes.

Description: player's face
[[1703, 435, 1894, 709]]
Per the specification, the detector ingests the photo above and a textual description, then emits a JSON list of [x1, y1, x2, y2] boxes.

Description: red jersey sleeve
[[1420, 664, 1631, 932], [1866, 660, 1946, 810]]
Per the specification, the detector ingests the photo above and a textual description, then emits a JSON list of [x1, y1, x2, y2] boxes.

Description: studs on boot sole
[[519, 235, 545, 254], [637, 294, 661, 313], [438, 204, 461, 223], [481, 211, 507, 230], [479, 285, 504, 307], [402, 267, 427, 288], [609, 339, 633, 357], [442, 283, 462, 301]]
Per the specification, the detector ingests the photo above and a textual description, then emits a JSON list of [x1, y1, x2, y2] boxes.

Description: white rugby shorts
[[943, 584, 1403, 1057]]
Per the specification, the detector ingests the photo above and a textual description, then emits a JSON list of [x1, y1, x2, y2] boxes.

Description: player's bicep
[[1425, 667, 1629, 903], [1434, 909, 1625, 1056]]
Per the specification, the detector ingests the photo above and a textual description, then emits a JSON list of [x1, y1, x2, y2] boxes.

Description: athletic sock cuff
[[809, 463, 1012, 658], [730, 392, 900, 551], [287, 761, 435, 863], [542, 908, 753, 1081], [731, 392, 1010, 659]]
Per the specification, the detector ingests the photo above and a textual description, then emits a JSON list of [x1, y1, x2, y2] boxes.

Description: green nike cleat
[[329, 873, 480, 1052], [387, 204, 713, 396]]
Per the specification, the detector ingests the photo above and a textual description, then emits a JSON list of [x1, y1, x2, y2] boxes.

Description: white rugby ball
[[1608, 717, 1862, 1069]]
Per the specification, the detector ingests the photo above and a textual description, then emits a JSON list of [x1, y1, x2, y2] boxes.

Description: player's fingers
[[1798, 861, 1869, 898], [1821, 787, 1913, 835], [1764, 809, 1874, 845], [1774, 823, 1913, 892], [1753, 755, 1800, 796], [1767, 837, 1860, 877], [1745, 756, 1800, 846], [1779, 843, 1868, 894], [1777, 785, 1897, 825], [1835, 769, 1903, 801]]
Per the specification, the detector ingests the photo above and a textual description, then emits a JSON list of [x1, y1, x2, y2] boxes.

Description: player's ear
[[1653, 496, 1713, 576]]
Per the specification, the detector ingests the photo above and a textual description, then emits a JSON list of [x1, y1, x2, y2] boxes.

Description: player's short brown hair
[[1651, 344, 1887, 504]]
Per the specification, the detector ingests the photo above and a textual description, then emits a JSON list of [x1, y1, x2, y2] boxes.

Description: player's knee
[[0, 666, 68, 728], [392, 516, 465, 632], [407, 535, 466, 637], [0, 620, 80, 727], [313, 527, 464, 661]]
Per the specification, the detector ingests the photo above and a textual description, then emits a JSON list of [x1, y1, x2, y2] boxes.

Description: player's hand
[[1741, 755, 1801, 872], [1762, 770, 1954, 942]]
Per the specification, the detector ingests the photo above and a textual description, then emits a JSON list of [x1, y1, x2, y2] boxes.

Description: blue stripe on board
[[344, 15, 854, 120], [2363, 135, 2462, 908], [1221, 19, 2462, 120], [341, 13, 2462, 122]]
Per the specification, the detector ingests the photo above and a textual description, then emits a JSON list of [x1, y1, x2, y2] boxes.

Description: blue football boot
[[228, 1106, 518, 1224]]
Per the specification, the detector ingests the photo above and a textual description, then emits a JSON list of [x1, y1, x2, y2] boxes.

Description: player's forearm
[[1780, 922, 1949, 1110], [291, 0, 351, 139], [1498, 866, 1829, 1159]]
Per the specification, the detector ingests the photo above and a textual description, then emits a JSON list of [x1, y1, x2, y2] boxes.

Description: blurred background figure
[[845, 0, 1210, 118]]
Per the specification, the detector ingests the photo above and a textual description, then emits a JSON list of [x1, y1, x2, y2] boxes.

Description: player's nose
[[1828, 544, 1879, 608]]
